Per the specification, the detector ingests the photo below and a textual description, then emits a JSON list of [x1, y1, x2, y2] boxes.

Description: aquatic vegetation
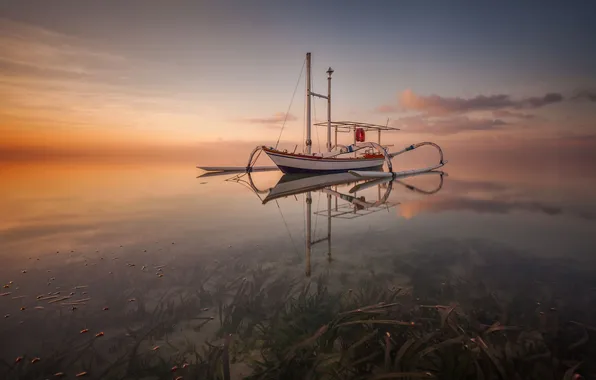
[[1, 241, 595, 379]]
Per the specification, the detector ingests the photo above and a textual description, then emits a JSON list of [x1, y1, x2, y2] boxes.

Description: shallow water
[[1, 160, 596, 377]]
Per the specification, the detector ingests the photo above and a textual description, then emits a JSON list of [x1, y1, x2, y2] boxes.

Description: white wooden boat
[[261, 146, 385, 174]]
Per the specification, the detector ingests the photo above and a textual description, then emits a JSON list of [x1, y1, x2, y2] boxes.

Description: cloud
[[0, 19, 223, 144], [522, 93, 564, 107], [0, 18, 127, 75], [572, 89, 596, 102], [379, 89, 564, 116], [375, 104, 398, 113], [393, 115, 507, 135], [245, 112, 297, 125], [0, 74, 210, 135], [399, 90, 513, 115], [492, 110, 535, 120]]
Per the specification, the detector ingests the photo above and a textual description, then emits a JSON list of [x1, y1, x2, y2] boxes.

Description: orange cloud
[[374, 104, 398, 113], [391, 115, 507, 135], [0, 18, 127, 75], [0, 18, 249, 152], [396, 89, 563, 116], [244, 112, 297, 125]]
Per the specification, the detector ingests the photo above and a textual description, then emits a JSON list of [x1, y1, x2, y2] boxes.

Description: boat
[[198, 52, 447, 178]]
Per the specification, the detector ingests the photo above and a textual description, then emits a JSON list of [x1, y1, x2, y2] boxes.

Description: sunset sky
[[1, 1, 595, 163]]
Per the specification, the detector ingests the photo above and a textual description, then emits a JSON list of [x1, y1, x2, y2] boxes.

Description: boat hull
[[264, 149, 384, 174]]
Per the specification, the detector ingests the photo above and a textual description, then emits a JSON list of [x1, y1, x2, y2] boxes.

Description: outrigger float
[[198, 52, 447, 179]]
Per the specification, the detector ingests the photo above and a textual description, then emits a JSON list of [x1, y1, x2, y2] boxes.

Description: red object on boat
[[355, 128, 365, 142]]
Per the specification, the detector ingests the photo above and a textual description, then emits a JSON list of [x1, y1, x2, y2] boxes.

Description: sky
[[0, 0, 595, 163]]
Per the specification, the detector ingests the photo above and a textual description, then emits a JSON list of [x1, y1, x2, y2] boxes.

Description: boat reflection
[[201, 170, 446, 277]]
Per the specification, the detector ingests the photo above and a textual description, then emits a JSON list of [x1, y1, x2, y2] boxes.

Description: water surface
[[1, 160, 595, 377]]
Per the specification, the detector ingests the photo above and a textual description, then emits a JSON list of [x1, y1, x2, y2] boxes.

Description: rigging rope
[[275, 58, 306, 150]]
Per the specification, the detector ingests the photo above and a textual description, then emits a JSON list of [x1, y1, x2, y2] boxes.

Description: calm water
[[1, 160, 596, 377]]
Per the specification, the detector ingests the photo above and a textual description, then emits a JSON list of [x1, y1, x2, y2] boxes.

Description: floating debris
[[95, 332, 104, 337], [34, 306, 44, 310], [12, 295, 26, 299], [54, 372, 65, 377], [76, 371, 88, 377], [1, 292, 12, 296], [48, 296, 71, 304], [37, 295, 59, 301], [202, 307, 209, 311], [68, 297, 91, 304], [31, 357, 40, 364], [128, 298, 136, 302], [80, 329, 89, 334]]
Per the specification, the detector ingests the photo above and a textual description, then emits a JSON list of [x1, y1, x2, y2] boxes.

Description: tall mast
[[305, 53, 312, 155], [327, 193, 332, 261], [305, 191, 312, 277], [326, 67, 334, 152]]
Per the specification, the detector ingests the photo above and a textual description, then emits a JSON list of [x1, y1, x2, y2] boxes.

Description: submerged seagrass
[[3, 243, 594, 380]]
